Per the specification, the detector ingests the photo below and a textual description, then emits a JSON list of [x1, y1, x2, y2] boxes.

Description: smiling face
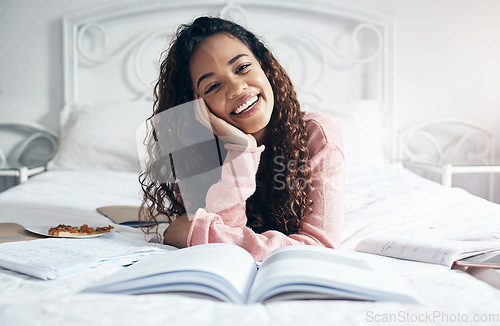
[[189, 33, 274, 143]]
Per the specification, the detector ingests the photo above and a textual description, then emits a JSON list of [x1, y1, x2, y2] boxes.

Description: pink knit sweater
[[186, 111, 345, 261]]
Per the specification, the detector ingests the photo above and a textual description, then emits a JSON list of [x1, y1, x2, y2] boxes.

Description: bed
[[1, 0, 500, 325]]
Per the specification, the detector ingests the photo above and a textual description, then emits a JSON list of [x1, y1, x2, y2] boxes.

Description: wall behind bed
[[1, 0, 500, 201]]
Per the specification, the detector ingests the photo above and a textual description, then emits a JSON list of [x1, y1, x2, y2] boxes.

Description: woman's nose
[[228, 77, 247, 99]]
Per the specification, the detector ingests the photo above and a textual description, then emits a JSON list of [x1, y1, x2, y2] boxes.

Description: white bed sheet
[[1, 166, 500, 326], [342, 164, 500, 249], [0, 169, 147, 237]]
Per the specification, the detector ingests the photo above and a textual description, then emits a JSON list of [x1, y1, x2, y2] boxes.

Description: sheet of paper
[[0, 232, 170, 280]]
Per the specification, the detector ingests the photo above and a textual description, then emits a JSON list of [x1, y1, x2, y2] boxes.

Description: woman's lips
[[232, 93, 258, 113], [232, 95, 261, 118]]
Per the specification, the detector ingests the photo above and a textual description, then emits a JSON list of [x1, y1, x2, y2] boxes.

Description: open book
[[355, 235, 500, 268], [96, 205, 168, 227], [96, 205, 144, 227], [84, 243, 419, 304]]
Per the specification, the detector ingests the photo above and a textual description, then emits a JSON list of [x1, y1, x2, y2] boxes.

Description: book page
[[355, 235, 500, 267], [247, 245, 419, 304], [455, 250, 500, 268], [0, 233, 168, 280], [86, 243, 258, 304]]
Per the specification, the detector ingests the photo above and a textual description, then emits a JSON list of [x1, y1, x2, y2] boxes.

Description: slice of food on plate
[[48, 224, 114, 237]]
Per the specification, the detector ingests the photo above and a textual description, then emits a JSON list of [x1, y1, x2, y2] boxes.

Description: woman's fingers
[[191, 94, 256, 147], [193, 96, 225, 135], [193, 97, 211, 129]]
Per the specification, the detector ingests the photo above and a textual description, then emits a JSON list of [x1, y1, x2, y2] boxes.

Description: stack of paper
[[0, 233, 172, 280]]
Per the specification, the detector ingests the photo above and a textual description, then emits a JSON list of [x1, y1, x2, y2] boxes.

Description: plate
[[24, 225, 115, 239]]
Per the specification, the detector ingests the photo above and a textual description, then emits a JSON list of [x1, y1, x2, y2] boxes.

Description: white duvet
[[342, 164, 500, 248], [1, 164, 499, 326]]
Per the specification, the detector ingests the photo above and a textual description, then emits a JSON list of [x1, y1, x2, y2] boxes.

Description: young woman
[[139, 16, 345, 261]]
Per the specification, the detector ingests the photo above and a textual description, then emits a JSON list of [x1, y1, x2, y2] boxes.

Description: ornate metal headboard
[[399, 119, 495, 165], [62, 0, 395, 157]]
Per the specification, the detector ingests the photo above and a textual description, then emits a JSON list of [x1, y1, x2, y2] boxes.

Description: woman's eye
[[204, 83, 220, 95], [236, 63, 251, 74]]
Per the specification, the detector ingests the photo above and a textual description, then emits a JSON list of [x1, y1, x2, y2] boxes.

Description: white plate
[[24, 225, 115, 239]]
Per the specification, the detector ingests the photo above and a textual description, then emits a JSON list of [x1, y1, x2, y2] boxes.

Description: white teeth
[[234, 95, 258, 114]]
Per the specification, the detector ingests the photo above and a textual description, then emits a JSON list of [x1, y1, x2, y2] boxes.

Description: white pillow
[[48, 99, 153, 172], [304, 99, 386, 170]]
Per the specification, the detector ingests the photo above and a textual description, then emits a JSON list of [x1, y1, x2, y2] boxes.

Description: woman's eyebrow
[[228, 54, 247, 65], [197, 73, 214, 89], [196, 54, 249, 89]]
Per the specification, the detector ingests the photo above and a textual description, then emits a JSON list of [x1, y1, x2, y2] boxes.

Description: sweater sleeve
[[187, 114, 345, 262], [203, 143, 265, 227]]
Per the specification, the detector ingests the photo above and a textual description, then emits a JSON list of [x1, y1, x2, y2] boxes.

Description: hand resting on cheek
[[193, 94, 257, 148]]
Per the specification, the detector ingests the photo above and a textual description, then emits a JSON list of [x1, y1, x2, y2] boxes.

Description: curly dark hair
[[139, 16, 313, 237]]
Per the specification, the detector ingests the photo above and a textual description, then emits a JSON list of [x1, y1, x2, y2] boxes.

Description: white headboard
[[62, 0, 395, 159]]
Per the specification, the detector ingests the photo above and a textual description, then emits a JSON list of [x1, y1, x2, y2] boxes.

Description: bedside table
[[402, 160, 500, 202], [0, 120, 59, 191]]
